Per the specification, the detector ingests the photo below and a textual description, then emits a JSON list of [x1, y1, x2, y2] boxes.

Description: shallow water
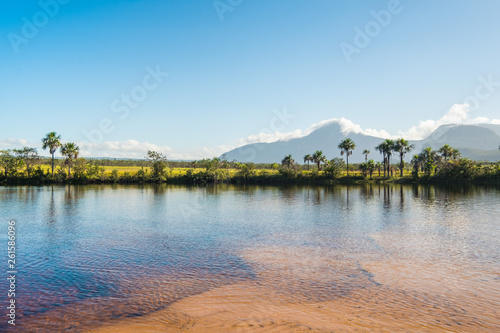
[[0, 184, 499, 332]]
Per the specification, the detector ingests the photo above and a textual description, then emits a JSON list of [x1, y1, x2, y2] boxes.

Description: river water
[[0, 184, 499, 332]]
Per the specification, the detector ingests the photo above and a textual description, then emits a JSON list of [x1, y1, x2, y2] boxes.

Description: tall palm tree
[[362, 149, 370, 163], [281, 154, 294, 169], [338, 138, 356, 176], [383, 139, 395, 176], [438, 144, 454, 163], [375, 141, 391, 177], [60, 142, 79, 177], [42, 132, 62, 176], [393, 138, 414, 177], [303, 154, 313, 170], [312, 150, 325, 171]]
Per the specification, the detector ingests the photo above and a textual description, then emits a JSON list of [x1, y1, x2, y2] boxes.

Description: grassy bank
[[2, 164, 499, 186]]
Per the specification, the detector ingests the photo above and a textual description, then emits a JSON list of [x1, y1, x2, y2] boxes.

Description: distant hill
[[222, 122, 500, 163]]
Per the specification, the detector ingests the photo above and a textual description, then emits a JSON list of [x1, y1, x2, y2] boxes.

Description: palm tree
[[375, 140, 392, 177], [411, 154, 421, 177], [42, 132, 62, 177], [393, 138, 414, 177], [418, 147, 439, 177], [281, 154, 294, 169], [375, 161, 382, 177], [362, 149, 370, 163], [338, 138, 356, 176], [366, 159, 376, 178], [303, 154, 313, 170], [312, 150, 325, 171], [451, 149, 461, 160], [438, 144, 454, 163], [60, 142, 79, 177], [319, 155, 328, 167], [384, 139, 395, 176]]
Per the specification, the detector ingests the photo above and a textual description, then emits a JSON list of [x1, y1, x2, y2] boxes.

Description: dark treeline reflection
[[6, 183, 497, 216]]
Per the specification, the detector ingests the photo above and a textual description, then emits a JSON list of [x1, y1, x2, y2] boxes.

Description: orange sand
[[84, 241, 499, 332]]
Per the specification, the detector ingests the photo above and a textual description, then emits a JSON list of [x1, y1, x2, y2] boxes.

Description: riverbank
[[2, 172, 500, 186]]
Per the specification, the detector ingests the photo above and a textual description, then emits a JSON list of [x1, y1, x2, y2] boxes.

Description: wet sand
[[86, 239, 500, 332], [86, 280, 498, 333]]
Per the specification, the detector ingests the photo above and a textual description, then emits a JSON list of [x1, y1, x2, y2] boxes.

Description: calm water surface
[[0, 184, 499, 332]]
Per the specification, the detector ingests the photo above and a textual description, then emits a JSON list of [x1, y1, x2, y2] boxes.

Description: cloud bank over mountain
[[398, 104, 500, 140], [235, 103, 500, 146], [2, 104, 499, 160]]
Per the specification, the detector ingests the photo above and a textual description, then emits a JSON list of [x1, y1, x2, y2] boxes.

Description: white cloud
[[234, 117, 393, 147], [335, 118, 394, 138], [0, 138, 29, 149], [78, 140, 171, 159], [0, 137, 230, 161], [237, 130, 303, 146], [77, 140, 230, 160], [398, 103, 500, 140]]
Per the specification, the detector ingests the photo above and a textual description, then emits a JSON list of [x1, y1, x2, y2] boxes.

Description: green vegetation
[[147, 150, 167, 181], [303, 154, 313, 170], [394, 138, 414, 177], [42, 131, 62, 177], [312, 150, 326, 171], [1, 134, 500, 186], [60, 142, 79, 177], [338, 138, 356, 175]]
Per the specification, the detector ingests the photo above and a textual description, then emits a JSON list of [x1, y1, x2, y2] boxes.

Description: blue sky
[[1, 0, 500, 159]]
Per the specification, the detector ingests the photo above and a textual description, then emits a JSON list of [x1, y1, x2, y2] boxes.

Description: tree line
[[1, 132, 499, 185], [279, 137, 500, 182]]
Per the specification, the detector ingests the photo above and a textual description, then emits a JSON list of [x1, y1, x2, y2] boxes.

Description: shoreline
[[2, 174, 500, 186]]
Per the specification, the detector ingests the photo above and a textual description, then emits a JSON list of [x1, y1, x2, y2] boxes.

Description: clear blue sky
[[1, 0, 500, 159]]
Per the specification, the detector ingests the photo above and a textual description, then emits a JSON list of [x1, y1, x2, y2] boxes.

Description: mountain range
[[221, 122, 500, 164]]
